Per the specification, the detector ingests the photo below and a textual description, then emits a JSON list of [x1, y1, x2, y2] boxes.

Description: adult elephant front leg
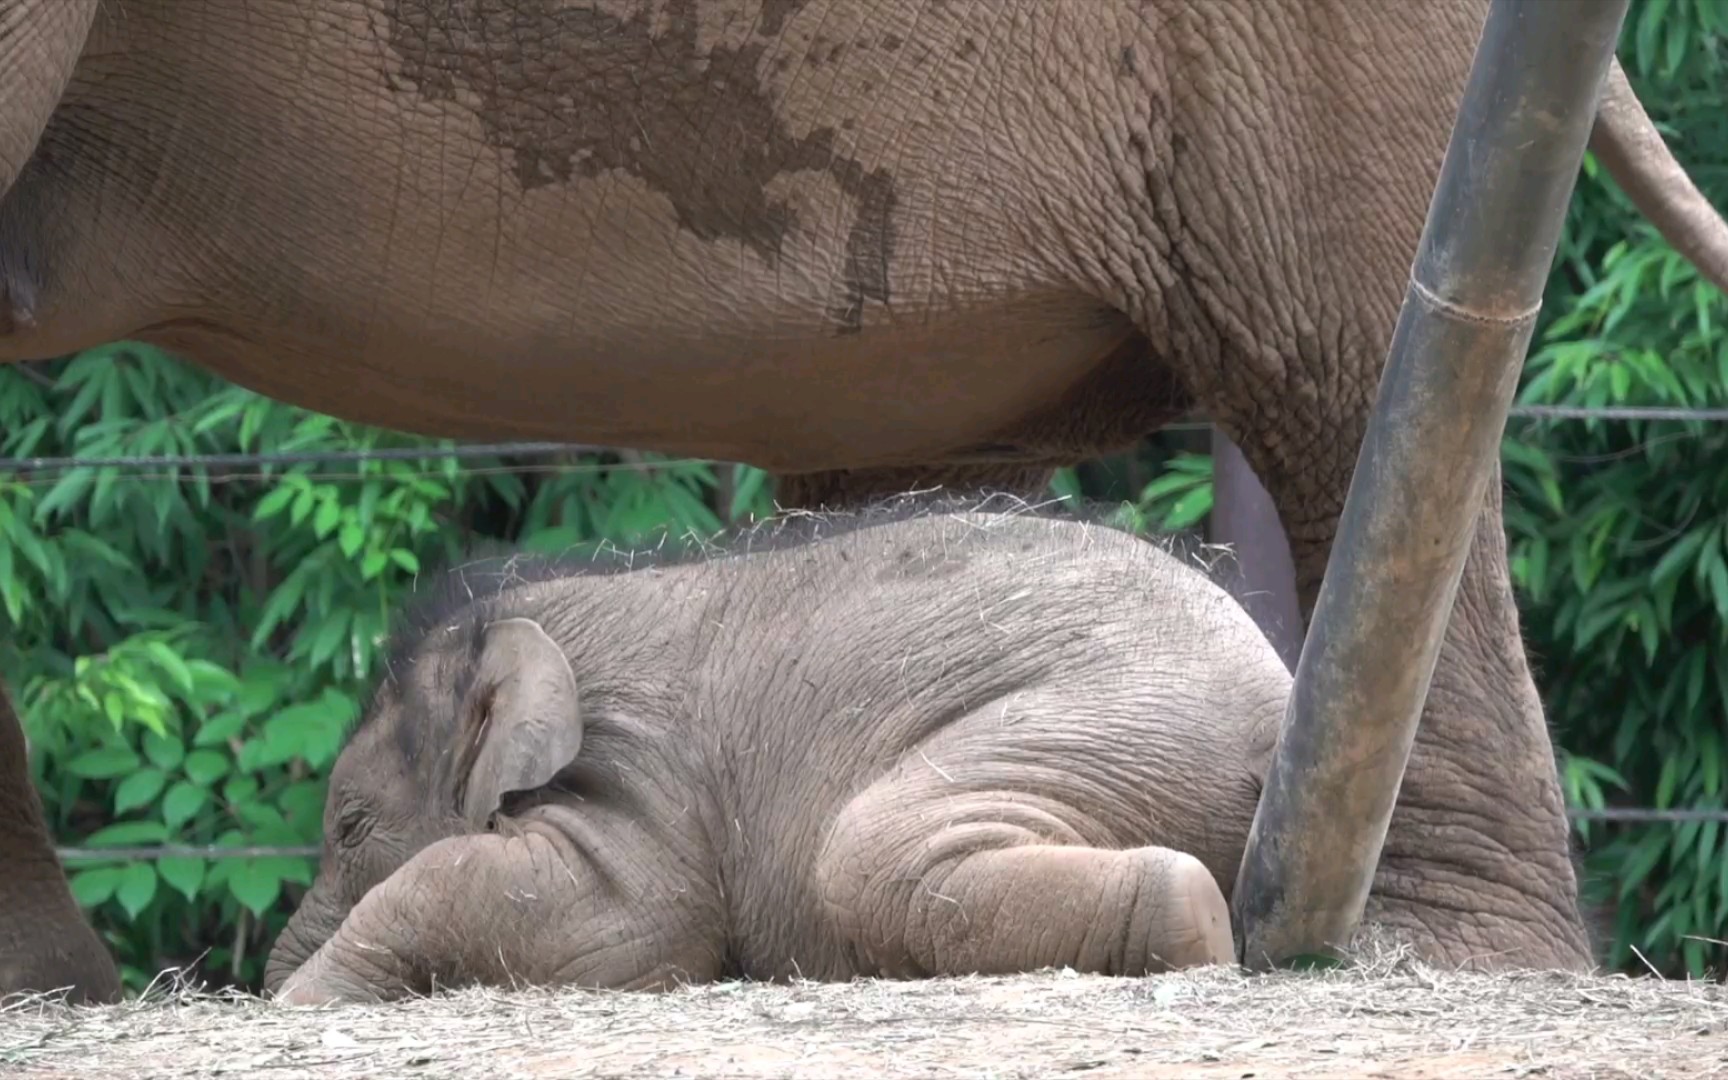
[[0, 688, 119, 1002]]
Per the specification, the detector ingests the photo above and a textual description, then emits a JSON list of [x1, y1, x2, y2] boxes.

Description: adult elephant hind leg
[[1180, 314, 1589, 967], [1208, 419, 1590, 969], [1105, 0, 1591, 967], [1355, 475, 1592, 969], [815, 784, 1233, 979], [0, 682, 120, 1004]]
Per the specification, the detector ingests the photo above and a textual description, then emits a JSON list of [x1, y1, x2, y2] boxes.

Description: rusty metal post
[[1230, 0, 1633, 968]]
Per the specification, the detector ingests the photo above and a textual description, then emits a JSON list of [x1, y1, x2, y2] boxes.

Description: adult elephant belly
[[146, 283, 1163, 476], [4, 0, 1179, 474]]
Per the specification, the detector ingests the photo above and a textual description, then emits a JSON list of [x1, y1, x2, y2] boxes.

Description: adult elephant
[[1, 0, 1725, 1002]]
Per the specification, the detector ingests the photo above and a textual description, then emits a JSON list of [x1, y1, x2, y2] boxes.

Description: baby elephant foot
[[821, 801, 1239, 978], [1152, 851, 1236, 970]]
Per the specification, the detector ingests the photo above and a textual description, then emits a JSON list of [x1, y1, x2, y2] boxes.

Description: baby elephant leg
[[276, 826, 719, 1004], [816, 784, 1234, 978]]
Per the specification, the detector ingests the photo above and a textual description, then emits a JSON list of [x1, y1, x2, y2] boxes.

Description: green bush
[[1500, 0, 1728, 978]]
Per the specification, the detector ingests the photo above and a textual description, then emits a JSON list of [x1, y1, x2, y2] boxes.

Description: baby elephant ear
[[459, 617, 583, 828]]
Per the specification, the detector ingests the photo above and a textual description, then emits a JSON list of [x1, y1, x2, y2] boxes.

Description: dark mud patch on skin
[[381, 0, 895, 332], [830, 161, 895, 335]]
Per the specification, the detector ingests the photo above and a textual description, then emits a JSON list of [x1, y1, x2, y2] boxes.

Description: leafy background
[[4, 0, 1725, 991]]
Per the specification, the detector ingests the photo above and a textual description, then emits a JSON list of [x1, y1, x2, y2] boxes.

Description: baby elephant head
[[263, 615, 584, 993]]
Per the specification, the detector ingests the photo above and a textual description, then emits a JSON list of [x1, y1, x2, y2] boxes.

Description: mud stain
[[381, 0, 895, 332]]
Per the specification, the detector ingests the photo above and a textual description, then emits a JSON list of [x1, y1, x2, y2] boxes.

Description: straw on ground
[[4, 947, 1727, 1079]]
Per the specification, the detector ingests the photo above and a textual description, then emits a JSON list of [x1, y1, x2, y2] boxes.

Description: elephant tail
[[1589, 59, 1728, 296]]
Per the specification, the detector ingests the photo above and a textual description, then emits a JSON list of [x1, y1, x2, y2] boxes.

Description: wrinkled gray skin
[[5, 0, 1727, 1000], [264, 507, 1293, 1003]]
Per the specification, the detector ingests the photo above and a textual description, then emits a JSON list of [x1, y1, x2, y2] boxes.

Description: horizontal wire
[[0, 441, 610, 473], [19, 400, 1725, 868], [48, 807, 1728, 863], [1567, 807, 1728, 822], [0, 460, 703, 488], [56, 844, 321, 863], [0, 405, 1722, 476], [1510, 404, 1728, 422]]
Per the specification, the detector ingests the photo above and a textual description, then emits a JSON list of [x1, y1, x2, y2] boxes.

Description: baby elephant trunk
[[263, 884, 345, 995]]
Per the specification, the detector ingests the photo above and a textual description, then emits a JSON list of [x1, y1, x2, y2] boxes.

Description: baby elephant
[[265, 503, 1289, 1004]]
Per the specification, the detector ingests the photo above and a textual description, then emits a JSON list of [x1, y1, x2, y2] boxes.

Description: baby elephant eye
[[335, 809, 372, 848]]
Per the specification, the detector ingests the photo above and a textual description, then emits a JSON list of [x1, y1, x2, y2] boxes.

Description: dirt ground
[[5, 949, 1727, 1079]]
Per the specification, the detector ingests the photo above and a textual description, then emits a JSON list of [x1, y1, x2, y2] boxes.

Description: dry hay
[[5, 946, 1728, 1079]]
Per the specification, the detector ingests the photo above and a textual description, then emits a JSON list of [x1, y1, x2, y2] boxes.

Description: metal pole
[[1230, 0, 1633, 969]]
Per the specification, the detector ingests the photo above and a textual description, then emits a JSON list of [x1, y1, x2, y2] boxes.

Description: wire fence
[[0, 441, 609, 473], [57, 845, 323, 863], [17, 397, 1728, 867], [46, 806, 1728, 864], [0, 403, 1724, 477]]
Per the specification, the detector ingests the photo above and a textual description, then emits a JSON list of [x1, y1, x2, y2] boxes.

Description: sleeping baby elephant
[[265, 502, 1290, 1004]]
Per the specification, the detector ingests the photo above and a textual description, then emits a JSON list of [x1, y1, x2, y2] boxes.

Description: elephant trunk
[[1590, 59, 1728, 294], [264, 885, 345, 995]]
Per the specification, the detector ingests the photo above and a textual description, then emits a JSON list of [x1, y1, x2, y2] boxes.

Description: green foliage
[[2, 350, 773, 993], [1109, 452, 1215, 535], [1498, 0, 1728, 978], [1051, 436, 1216, 539]]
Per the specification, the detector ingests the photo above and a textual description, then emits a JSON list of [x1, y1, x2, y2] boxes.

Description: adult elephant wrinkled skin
[[2, 0, 1727, 1000], [265, 506, 1268, 1002]]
